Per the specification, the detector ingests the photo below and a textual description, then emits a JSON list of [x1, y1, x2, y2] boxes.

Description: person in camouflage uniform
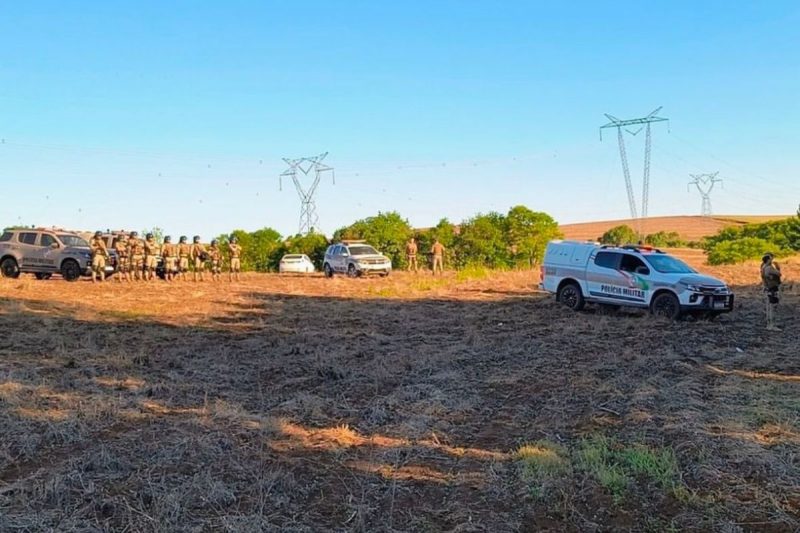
[[761, 253, 782, 332], [431, 239, 445, 275], [228, 236, 242, 282], [89, 231, 110, 283], [405, 237, 419, 273], [113, 233, 130, 282], [208, 239, 223, 282], [191, 235, 207, 282], [144, 233, 161, 281], [127, 231, 145, 281], [162, 235, 178, 282], [177, 236, 192, 281]]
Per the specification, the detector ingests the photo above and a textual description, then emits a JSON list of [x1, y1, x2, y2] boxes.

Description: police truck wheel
[[34, 273, 52, 280], [324, 263, 334, 278], [0, 257, 20, 279], [651, 292, 681, 320], [347, 264, 360, 278], [61, 259, 82, 282], [557, 282, 585, 311]]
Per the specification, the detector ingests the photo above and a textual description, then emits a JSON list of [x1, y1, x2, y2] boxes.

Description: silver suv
[[323, 242, 392, 278], [0, 228, 95, 281]]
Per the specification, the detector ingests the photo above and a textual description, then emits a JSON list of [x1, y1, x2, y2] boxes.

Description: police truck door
[[586, 251, 624, 303]]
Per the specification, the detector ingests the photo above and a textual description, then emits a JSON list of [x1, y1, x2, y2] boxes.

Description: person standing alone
[[761, 253, 782, 331], [406, 237, 419, 272], [431, 239, 445, 275], [228, 236, 242, 282]]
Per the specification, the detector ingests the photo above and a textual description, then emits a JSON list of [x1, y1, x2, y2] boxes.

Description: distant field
[[560, 215, 791, 242]]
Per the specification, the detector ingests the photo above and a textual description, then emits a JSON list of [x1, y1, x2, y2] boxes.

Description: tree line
[[211, 205, 561, 272]]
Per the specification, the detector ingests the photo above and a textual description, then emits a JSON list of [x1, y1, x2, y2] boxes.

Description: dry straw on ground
[[1, 258, 798, 531]]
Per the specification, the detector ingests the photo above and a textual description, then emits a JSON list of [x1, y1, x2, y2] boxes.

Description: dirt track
[[1, 269, 798, 531]]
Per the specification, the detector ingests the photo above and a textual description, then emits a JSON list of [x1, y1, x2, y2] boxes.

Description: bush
[[707, 237, 787, 265], [282, 231, 329, 269], [645, 231, 685, 248], [599, 225, 638, 246]]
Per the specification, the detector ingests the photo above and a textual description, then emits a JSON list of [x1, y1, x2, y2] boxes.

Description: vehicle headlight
[[685, 284, 703, 292]]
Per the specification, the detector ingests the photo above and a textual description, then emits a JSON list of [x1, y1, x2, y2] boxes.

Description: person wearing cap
[[127, 231, 145, 281], [162, 236, 178, 282], [143, 233, 161, 281], [208, 239, 223, 282], [89, 231, 109, 283], [191, 236, 207, 282], [760, 253, 782, 331], [177, 236, 192, 281], [228, 236, 242, 282], [113, 233, 130, 282]]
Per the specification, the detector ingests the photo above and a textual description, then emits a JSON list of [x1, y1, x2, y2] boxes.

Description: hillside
[[559, 214, 791, 242]]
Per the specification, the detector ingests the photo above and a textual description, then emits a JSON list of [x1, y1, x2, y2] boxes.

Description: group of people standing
[[89, 232, 242, 283], [405, 237, 446, 274]]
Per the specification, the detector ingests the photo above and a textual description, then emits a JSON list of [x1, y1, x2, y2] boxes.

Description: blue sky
[[1, 1, 798, 238]]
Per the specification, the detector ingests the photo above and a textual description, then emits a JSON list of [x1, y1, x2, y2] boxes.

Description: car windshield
[[348, 245, 378, 256], [283, 255, 303, 260], [643, 254, 695, 274], [58, 234, 89, 247]]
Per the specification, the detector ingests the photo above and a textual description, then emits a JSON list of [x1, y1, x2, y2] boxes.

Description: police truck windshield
[[348, 245, 378, 256], [643, 254, 695, 274], [58, 235, 90, 247]]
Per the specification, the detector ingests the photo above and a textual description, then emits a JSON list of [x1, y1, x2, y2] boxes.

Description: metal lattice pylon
[[688, 172, 722, 216], [280, 153, 335, 235], [600, 107, 669, 234]]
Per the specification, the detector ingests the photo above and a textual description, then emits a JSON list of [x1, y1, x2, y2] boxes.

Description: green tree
[[333, 211, 413, 268], [599, 225, 638, 246], [506, 206, 561, 267], [454, 211, 510, 268]]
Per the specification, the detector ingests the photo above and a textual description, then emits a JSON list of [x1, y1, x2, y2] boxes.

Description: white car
[[540, 240, 734, 319], [279, 254, 316, 274]]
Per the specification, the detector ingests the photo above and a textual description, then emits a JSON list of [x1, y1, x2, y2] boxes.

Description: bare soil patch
[[1, 269, 798, 531]]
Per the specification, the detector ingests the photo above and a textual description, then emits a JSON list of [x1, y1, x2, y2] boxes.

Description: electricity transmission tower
[[600, 107, 669, 232], [688, 172, 722, 216], [280, 153, 335, 235]]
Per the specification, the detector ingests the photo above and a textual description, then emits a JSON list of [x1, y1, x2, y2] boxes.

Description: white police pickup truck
[[541, 241, 734, 319]]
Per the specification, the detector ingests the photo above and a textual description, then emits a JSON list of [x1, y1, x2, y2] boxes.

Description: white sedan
[[279, 254, 316, 274]]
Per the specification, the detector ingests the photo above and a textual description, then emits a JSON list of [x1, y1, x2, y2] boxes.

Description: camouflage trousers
[[165, 257, 178, 273], [131, 255, 144, 271], [116, 255, 129, 273]]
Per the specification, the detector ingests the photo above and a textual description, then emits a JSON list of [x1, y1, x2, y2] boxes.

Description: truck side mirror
[[50, 242, 59, 249]]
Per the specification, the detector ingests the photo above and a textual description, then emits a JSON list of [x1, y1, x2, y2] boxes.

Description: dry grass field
[[559, 215, 792, 242], [1, 259, 798, 531]]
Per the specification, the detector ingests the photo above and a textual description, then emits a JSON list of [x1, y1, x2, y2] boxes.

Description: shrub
[[599, 225, 638, 246], [707, 237, 787, 265]]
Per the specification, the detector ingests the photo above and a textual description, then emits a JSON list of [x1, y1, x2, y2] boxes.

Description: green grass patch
[[577, 436, 682, 503], [514, 440, 570, 498]]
